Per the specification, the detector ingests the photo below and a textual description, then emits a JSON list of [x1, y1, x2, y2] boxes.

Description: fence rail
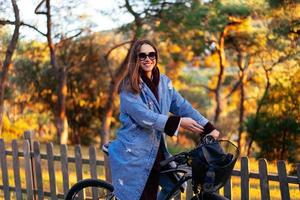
[[0, 132, 105, 200], [0, 132, 299, 200]]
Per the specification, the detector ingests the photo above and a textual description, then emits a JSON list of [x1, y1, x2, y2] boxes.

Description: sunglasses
[[138, 52, 157, 61]]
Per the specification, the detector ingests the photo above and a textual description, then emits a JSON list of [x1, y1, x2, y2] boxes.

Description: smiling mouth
[[141, 61, 151, 65]]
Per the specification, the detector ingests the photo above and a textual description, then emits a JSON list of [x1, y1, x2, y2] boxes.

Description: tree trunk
[[247, 67, 270, 155], [45, 0, 68, 144], [0, 0, 20, 135], [56, 68, 68, 144], [235, 53, 252, 153], [213, 26, 228, 123], [237, 53, 245, 151], [213, 20, 246, 123], [280, 128, 287, 160], [237, 79, 245, 149], [246, 53, 294, 155]]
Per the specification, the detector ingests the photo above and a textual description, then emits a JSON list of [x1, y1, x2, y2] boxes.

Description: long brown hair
[[120, 39, 159, 94]]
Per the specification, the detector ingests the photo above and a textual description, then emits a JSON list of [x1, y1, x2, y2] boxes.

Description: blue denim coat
[[108, 74, 208, 200]]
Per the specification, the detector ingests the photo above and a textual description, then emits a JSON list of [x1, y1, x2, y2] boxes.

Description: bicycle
[[66, 135, 239, 200]]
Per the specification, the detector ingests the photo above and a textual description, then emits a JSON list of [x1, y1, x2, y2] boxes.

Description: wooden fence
[[0, 132, 299, 200]]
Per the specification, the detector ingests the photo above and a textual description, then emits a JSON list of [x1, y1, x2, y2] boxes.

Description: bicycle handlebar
[[159, 135, 221, 168], [160, 152, 189, 168]]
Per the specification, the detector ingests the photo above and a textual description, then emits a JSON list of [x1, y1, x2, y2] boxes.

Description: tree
[[245, 76, 300, 161], [154, 0, 253, 124], [246, 0, 300, 155], [223, 14, 260, 151], [34, 0, 85, 144], [0, 0, 20, 135]]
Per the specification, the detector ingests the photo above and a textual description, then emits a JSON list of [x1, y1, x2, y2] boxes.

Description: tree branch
[[0, 19, 14, 25], [104, 40, 133, 60], [58, 29, 83, 45], [34, 0, 47, 15], [124, 0, 140, 19], [103, 40, 133, 79], [197, 84, 215, 92], [21, 22, 47, 36], [226, 79, 242, 99], [0, 19, 46, 36]]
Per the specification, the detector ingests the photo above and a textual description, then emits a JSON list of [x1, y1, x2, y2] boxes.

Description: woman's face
[[138, 44, 157, 74]]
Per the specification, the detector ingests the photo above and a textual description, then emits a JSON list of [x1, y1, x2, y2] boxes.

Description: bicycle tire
[[65, 179, 114, 200]]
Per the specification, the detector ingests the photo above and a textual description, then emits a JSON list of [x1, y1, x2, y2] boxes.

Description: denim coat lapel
[[140, 80, 162, 113], [158, 83, 164, 113]]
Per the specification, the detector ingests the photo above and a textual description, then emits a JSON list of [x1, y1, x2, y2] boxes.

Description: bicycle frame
[[78, 138, 237, 200], [159, 163, 193, 199], [161, 174, 192, 200]]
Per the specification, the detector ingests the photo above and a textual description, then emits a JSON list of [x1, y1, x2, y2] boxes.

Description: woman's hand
[[180, 117, 204, 134], [208, 129, 220, 139]]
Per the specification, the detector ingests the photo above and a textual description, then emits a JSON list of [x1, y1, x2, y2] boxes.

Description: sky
[[4, 0, 134, 40]]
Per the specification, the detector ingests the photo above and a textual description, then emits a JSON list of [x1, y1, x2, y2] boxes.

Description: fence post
[[258, 158, 270, 200], [241, 157, 249, 200], [33, 141, 44, 200], [89, 146, 98, 199], [24, 130, 37, 200], [297, 163, 300, 191], [104, 153, 112, 183], [277, 160, 290, 200], [12, 140, 22, 200], [224, 176, 232, 199], [186, 180, 193, 200], [24, 140, 34, 199], [0, 139, 10, 199], [75, 145, 83, 199], [60, 144, 69, 199], [47, 142, 57, 200]]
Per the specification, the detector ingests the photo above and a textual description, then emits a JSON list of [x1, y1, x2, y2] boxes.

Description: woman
[[108, 39, 220, 200]]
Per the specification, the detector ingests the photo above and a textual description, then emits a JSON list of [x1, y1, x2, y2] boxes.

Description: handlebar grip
[[160, 156, 176, 167], [160, 152, 188, 167]]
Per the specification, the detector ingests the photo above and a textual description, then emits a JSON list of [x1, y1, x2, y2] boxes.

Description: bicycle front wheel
[[65, 179, 115, 200]]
